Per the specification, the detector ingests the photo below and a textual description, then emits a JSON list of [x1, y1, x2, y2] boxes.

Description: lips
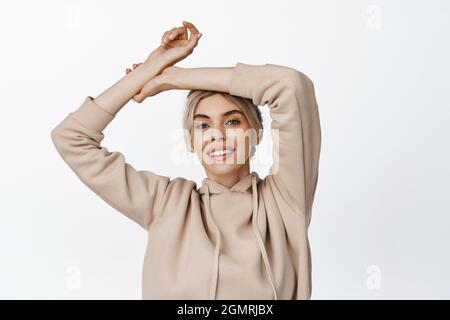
[[205, 145, 235, 156], [204, 145, 236, 162]]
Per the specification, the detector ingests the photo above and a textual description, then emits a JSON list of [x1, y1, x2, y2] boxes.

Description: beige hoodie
[[50, 62, 321, 300]]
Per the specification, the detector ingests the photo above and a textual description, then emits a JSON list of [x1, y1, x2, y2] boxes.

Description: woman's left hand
[[125, 65, 183, 103]]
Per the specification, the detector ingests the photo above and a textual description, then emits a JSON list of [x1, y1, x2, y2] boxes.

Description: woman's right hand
[[146, 21, 202, 71]]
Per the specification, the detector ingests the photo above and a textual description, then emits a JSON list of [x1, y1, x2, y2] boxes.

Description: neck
[[205, 163, 251, 189]]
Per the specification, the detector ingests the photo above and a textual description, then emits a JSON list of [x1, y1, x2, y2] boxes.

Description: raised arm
[[51, 22, 203, 230], [229, 62, 321, 223], [51, 94, 173, 230], [165, 62, 321, 222]]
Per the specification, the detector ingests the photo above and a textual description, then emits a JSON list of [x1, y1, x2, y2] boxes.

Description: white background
[[0, 0, 449, 299]]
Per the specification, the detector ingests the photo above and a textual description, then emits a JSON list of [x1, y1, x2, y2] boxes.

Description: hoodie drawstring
[[251, 175, 278, 300], [203, 184, 221, 300], [202, 172, 278, 300]]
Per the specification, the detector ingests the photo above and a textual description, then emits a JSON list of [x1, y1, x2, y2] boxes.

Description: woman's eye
[[226, 119, 241, 126], [195, 123, 209, 129], [195, 119, 240, 129]]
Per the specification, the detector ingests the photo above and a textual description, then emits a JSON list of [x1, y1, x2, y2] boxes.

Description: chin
[[206, 163, 239, 175], [205, 162, 249, 176]]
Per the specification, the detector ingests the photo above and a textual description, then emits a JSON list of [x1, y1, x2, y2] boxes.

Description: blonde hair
[[182, 90, 263, 157]]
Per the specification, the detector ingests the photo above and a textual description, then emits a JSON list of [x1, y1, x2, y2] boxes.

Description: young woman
[[51, 21, 322, 300]]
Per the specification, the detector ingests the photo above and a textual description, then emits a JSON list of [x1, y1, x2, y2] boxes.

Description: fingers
[[133, 80, 151, 103], [182, 21, 202, 51], [168, 26, 186, 41], [133, 94, 143, 103], [125, 62, 142, 75], [161, 31, 170, 47], [182, 21, 202, 40], [133, 86, 149, 103], [162, 26, 188, 47], [161, 21, 201, 48], [132, 88, 144, 103], [133, 85, 148, 103], [180, 25, 188, 40]]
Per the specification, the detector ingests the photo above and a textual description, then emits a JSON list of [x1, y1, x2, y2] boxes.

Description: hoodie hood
[[198, 171, 278, 300]]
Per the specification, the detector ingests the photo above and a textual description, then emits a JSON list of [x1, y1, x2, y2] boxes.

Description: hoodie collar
[[198, 171, 260, 195]]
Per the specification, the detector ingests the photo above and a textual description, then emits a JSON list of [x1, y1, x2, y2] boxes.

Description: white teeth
[[209, 149, 233, 157]]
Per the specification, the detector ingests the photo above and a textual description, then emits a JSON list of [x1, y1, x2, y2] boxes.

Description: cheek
[[229, 129, 252, 156], [192, 131, 207, 151]]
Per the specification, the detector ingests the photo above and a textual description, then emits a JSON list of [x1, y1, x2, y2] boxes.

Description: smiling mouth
[[206, 148, 235, 161]]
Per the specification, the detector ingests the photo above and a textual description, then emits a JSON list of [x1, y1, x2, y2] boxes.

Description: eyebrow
[[193, 109, 244, 120]]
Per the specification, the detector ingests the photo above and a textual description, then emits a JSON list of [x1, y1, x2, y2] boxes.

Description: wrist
[[142, 57, 166, 75], [161, 66, 186, 90]]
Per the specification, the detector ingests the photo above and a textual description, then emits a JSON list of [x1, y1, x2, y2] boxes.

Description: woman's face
[[192, 94, 256, 176]]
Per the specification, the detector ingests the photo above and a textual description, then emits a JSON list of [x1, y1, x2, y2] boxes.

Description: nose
[[207, 125, 226, 143]]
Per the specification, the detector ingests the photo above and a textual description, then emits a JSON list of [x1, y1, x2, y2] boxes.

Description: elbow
[[284, 68, 315, 95], [288, 68, 314, 87], [264, 63, 315, 90], [50, 124, 68, 151], [50, 126, 62, 146], [50, 128, 64, 155], [50, 127, 58, 144]]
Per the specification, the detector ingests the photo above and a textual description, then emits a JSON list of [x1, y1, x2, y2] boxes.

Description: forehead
[[194, 94, 242, 117]]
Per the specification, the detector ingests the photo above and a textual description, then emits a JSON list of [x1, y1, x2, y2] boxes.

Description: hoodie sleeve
[[229, 62, 321, 221], [50, 96, 171, 231]]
